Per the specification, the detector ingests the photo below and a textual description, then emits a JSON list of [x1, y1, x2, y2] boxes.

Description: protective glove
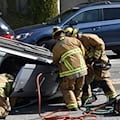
[[93, 60, 111, 70]]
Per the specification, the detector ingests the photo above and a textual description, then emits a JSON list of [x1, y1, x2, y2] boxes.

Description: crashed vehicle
[[0, 37, 59, 99]]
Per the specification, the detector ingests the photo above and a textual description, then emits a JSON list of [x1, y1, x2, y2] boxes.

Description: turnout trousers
[[82, 66, 117, 101], [60, 76, 85, 109]]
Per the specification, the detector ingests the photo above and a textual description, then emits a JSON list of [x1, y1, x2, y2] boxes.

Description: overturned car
[[0, 37, 59, 99]]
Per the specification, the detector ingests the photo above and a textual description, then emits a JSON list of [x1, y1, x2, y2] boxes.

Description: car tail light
[[1, 34, 14, 39]]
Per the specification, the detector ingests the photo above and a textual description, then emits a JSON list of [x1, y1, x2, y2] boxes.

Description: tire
[[37, 37, 56, 51]]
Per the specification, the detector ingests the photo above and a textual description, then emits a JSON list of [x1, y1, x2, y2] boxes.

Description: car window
[[68, 9, 102, 24], [0, 18, 9, 34], [47, 8, 78, 25], [103, 8, 120, 20]]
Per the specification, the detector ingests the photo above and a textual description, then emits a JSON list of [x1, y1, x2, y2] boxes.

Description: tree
[[28, 0, 58, 24]]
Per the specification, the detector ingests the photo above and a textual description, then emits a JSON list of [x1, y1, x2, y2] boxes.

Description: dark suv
[[15, 1, 120, 54]]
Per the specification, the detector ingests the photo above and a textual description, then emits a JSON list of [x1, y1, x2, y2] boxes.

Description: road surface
[[5, 50, 120, 120]]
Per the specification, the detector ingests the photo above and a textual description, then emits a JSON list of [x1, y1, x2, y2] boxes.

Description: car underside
[[0, 37, 59, 99]]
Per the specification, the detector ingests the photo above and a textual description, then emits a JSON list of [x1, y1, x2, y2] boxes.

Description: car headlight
[[16, 32, 33, 41]]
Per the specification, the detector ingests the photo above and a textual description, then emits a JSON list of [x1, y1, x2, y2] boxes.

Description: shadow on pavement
[[108, 54, 120, 59]]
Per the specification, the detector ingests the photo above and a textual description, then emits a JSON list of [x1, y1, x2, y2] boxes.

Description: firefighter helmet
[[52, 26, 64, 38], [64, 27, 78, 37]]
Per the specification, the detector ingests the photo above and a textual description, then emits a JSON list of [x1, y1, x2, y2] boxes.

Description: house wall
[[0, 0, 120, 16], [60, 0, 120, 13], [60, 0, 89, 13]]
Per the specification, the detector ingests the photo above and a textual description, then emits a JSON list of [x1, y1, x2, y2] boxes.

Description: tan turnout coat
[[52, 36, 87, 78]]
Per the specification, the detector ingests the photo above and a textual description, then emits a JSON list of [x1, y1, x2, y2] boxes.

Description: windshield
[[47, 8, 79, 25], [0, 17, 13, 34]]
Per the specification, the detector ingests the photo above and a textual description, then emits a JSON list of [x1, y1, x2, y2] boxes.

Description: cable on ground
[[36, 73, 97, 120], [36, 73, 120, 120]]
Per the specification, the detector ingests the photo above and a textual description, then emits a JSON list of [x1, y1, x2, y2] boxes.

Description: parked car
[[0, 17, 15, 39], [0, 37, 59, 99], [15, 1, 120, 55]]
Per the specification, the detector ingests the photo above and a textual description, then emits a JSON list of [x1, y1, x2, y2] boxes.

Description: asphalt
[[6, 89, 120, 120], [5, 51, 120, 120]]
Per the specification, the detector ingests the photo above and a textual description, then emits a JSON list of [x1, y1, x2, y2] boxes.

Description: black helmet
[[52, 26, 64, 38]]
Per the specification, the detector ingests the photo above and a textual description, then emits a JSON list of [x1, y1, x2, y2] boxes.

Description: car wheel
[[37, 37, 56, 51], [112, 50, 120, 55]]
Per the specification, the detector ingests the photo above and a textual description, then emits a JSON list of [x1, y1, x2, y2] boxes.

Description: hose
[[84, 94, 120, 115], [36, 72, 120, 120], [36, 73, 45, 119], [36, 73, 97, 120]]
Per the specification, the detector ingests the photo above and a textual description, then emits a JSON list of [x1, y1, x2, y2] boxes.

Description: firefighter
[[52, 26, 88, 110], [0, 73, 13, 118], [64, 27, 117, 104]]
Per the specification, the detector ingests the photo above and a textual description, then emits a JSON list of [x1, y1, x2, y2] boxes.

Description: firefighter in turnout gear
[[64, 27, 117, 104], [0, 73, 13, 118], [52, 27, 87, 110]]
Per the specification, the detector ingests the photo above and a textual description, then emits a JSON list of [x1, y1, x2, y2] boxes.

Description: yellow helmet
[[64, 27, 78, 37], [64, 27, 73, 34], [52, 26, 64, 38]]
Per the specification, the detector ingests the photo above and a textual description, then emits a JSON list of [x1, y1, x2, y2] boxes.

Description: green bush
[[28, 0, 58, 24], [3, 0, 58, 29]]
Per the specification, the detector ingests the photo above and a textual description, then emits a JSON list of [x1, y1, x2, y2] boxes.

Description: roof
[[76, 1, 120, 9]]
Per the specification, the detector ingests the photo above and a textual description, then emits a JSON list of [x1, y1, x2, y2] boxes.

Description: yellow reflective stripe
[[0, 88, 6, 97], [61, 48, 82, 61], [60, 66, 87, 77], [64, 60, 73, 70], [61, 48, 82, 62], [66, 103, 78, 109], [94, 50, 101, 58], [59, 36, 65, 41], [0, 83, 6, 88], [86, 51, 94, 58], [60, 48, 87, 77]]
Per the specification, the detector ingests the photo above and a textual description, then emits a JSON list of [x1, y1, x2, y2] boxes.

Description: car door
[[98, 7, 120, 48], [64, 9, 103, 35]]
